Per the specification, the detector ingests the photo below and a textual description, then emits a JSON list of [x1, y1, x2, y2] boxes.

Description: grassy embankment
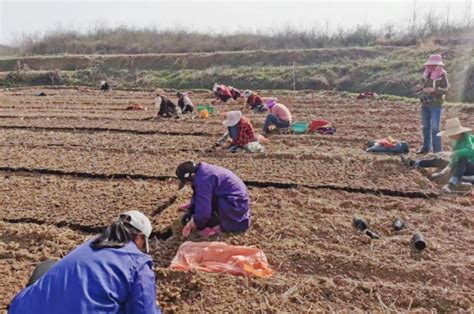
[[0, 44, 473, 102]]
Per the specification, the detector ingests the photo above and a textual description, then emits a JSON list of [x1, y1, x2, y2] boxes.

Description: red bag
[[126, 104, 145, 111], [357, 92, 377, 99], [309, 119, 331, 133]]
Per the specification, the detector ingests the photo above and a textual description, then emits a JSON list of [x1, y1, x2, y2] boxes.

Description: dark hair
[[90, 215, 141, 250]]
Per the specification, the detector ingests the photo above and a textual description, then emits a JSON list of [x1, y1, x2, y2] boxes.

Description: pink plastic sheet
[[170, 241, 273, 277]]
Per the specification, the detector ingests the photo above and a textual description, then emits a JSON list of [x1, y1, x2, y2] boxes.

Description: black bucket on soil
[[353, 217, 368, 231], [393, 218, 405, 231], [411, 233, 426, 250]]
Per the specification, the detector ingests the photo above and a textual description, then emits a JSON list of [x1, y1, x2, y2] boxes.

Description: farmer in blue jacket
[[8, 211, 161, 314], [176, 161, 250, 237]]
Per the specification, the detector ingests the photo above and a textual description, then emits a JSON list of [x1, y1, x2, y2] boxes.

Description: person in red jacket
[[217, 111, 264, 153], [212, 83, 233, 103], [244, 90, 266, 112], [229, 86, 242, 100]]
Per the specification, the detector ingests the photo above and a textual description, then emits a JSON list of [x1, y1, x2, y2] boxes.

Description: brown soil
[[0, 87, 473, 312]]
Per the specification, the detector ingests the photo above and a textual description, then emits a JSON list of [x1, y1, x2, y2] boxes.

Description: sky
[[0, 0, 473, 44]]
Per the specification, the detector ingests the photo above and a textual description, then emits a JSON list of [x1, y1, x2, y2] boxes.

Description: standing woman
[[9, 211, 161, 314], [417, 54, 450, 154]]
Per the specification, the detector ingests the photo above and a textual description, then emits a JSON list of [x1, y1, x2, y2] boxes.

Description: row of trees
[[6, 7, 474, 55]]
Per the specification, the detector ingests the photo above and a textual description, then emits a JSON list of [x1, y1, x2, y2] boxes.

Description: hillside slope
[[0, 45, 473, 102]]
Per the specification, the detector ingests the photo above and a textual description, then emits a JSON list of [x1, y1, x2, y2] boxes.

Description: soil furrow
[[2, 217, 104, 234], [0, 166, 437, 199], [1, 218, 173, 240], [0, 125, 213, 136]]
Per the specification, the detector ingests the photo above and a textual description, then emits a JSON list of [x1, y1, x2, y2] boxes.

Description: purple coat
[[191, 162, 250, 232]]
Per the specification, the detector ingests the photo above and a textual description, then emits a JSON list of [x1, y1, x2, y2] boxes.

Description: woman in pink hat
[[417, 54, 450, 154], [262, 99, 292, 134]]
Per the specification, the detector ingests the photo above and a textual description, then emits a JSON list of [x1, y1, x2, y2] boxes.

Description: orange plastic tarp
[[170, 241, 273, 277]]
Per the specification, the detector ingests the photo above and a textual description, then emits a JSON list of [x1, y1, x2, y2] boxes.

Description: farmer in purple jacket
[[176, 161, 250, 237]]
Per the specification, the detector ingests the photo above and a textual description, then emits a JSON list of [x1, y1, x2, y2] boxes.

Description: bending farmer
[[229, 86, 242, 100], [9, 211, 161, 314], [175, 161, 251, 237], [212, 83, 233, 103], [244, 90, 266, 112], [154, 92, 179, 118], [176, 92, 195, 114]]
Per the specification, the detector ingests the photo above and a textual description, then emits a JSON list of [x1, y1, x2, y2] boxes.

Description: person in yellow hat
[[402, 118, 473, 193]]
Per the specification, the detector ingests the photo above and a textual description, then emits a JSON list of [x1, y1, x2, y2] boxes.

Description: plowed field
[[1, 87, 472, 312]]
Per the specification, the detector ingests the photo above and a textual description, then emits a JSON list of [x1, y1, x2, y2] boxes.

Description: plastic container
[[352, 217, 368, 231], [393, 218, 405, 231], [200, 109, 209, 119], [411, 233, 426, 250], [198, 104, 215, 114], [205, 105, 215, 114], [292, 121, 309, 134], [197, 104, 206, 112]]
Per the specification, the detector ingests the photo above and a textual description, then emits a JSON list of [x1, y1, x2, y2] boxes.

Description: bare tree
[[463, 0, 473, 27], [446, 0, 452, 28], [411, 0, 418, 32]]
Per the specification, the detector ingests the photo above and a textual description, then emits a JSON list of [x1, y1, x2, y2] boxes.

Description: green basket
[[206, 105, 215, 114], [292, 121, 309, 134], [197, 104, 215, 114]]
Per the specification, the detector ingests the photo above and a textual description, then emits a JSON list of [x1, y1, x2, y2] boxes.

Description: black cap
[[175, 161, 197, 189], [176, 92, 183, 97]]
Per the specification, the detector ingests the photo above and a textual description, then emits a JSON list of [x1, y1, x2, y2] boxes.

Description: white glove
[[432, 166, 451, 178]]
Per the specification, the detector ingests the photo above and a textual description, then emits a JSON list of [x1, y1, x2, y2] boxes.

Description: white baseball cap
[[120, 210, 153, 253]]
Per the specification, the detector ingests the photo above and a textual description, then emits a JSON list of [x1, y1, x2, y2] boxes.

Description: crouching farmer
[[176, 92, 194, 114], [100, 80, 111, 92], [8, 211, 161, 314], [154, 92, 179, 118], [402, 118, 474, 193], [218, 110, 264, 153], [229, 86, 242, 100], [262, 99, 292, 134], [212, 83, 233, 103], [244, 90, 266, 112], [176, 161, 251, 237]]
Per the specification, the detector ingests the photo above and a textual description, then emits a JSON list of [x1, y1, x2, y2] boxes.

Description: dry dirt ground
[[0, 87, 473, 312]]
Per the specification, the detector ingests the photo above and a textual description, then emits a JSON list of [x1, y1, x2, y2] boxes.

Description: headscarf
[[265, 98, 277, 110], [423, 65, 447, 80]]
